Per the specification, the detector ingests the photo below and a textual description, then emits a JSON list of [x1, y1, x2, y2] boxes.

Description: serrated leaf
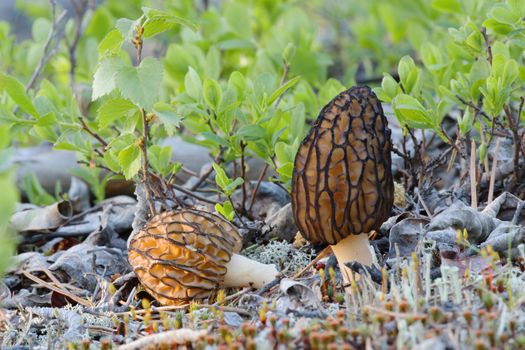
[[97, 98, 137, 130], [116, 18, 138, 41], [118, 144, 141, 179], [92, 57, 124, 100], [115, 57, 163, 111], [142, 7, 198, 35], [153, 102, 181, 135], [0, 74, 39, 118], [98, 29, 123, 56], [103, 150, 121, 173]]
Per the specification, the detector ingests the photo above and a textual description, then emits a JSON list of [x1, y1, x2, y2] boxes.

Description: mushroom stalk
[[224, 254, 278, 289], [330, 233, 373, 288]]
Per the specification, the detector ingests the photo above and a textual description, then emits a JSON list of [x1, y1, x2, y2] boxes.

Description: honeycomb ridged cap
[[291, 86, 394, 245], [128, 209, 242, 305]]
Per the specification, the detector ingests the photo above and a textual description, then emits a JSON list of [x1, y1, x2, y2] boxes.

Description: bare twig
[[481, 27, 493, 65], [503, 101, 523, 182], [292, 245, 331, 279], [240, 141, 248, 215], [487, 138, 501, 204], [190, 149, 223, 191], [171, 183, 217, 205], [13, 0, 67, 115], [417, 190, 433, 219], [248, 163, 269, 213], [67, 0, 96, 92], [78, 116, 108, 147], [22, 270, 93, 307], [140, 108, 156, 217], [470, 139, 478, 209]]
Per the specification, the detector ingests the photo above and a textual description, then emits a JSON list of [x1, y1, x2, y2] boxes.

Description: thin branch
[[470, 139, 478, 209], [13, 0, 67, 114], [240, 141, 248, 215], [481, 27, 493, 65], [171, 183, 217, 205], [273, 59, 290, 109], [190, 149, 223, 191], [487, 138, 501, 204], [78, 116, 108, 147], [503, 101, 522, 181], [140, 108, 156, 217], [67, 0, 96, 92], [248, 163, 269, 213]]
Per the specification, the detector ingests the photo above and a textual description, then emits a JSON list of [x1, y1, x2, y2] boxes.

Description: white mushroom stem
[[223, 254, 279, 289], [330, 233, 374, 290]]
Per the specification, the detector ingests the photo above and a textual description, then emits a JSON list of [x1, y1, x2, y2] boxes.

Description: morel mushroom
[[292, 86, 394, 285], [128, 209, 278, 305]]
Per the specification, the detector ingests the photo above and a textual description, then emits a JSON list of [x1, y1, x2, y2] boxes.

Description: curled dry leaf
[[68, 176, 90, 213], [387, 217, 430, 259], [426, 201, 497, 244], [276, 278, 324, 315], [10, 201, 73, 232]]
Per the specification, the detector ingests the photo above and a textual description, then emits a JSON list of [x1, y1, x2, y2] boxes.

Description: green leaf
[[432, 0, 461, 14], [184, 67, 202, 101], [237, 124, 266, 141], [103, 150, 121, 173], [118, 144, 141, 180], [392, 94, 433, 129], [115, 57, 163, 111], [153, 102, 182, 135], [97, 98, 137, 130], [148, 145, 173, 177], [202, 132, 229, 147], [203, 78, 222, 111], [116, 18, 138, 41], [228, 71, 247, 98], [92, 57, 124, 100], [397, 56, 420, 94], [0, 74, 39, 118], [142, 7, 198, 37], [268, 76, 301, 106], [224, 177, 244, 194], [212, 162, 230, 191], [205, 46, 221, 80], [0, 125, 10, 149], [98, 29, 123, 56], [490, 4, 521, 25], [32, 18, 50, 42], [215, 200, 234, 221]]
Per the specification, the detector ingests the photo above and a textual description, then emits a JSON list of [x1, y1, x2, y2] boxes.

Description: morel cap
[[128, 209, 243, 305], [291, 86, 394, 245]]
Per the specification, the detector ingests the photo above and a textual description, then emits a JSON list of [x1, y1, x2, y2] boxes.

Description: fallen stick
[[118, 329, 207, 350]]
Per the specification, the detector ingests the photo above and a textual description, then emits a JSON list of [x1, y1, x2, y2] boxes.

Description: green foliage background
[[1, 0, 525, 269]]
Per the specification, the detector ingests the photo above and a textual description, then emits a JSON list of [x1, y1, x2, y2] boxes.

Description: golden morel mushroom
[[128, 209, 278, 305], [292, 86, 394, 285]]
